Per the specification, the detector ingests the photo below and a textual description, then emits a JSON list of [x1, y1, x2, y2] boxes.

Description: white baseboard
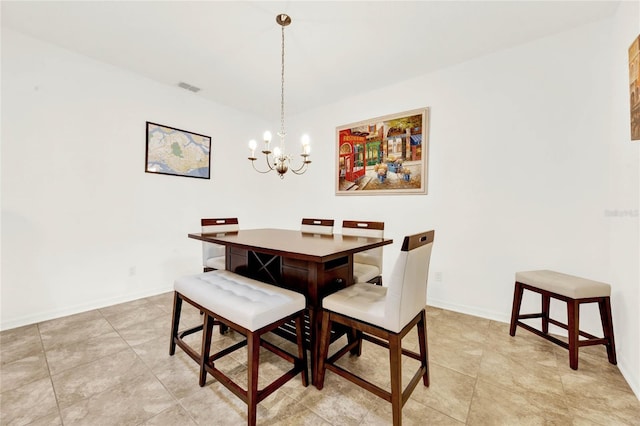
[[428, 297, 510, 324], [0, 285, 173, 331], [427, 297, 640, 401], [616, 355, 640, 401]]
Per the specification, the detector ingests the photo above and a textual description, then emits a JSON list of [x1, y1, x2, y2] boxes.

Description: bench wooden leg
[[541, 293, 550, 334], [509, 282, 524, 336], [199, 313, 214, 387], [598, 297, 617, 365], [169, 292, 182, 356], [247, 332, 260, 426], [567, 300, 580, 370]]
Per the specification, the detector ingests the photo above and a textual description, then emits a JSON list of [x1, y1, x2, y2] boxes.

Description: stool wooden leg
[[247, 332, 260, 426], [199, 313, 214, 387], [509, 282, 524, 336], [541, 293, 550, 334], [169, 292, 182, 356], [598, 297, 618, 365], [567, 300, 580, 370], [389, 332, 402, 426], [417, 309, 429, 387]]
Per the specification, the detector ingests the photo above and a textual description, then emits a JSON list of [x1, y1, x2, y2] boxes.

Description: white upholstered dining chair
[[341, 220, 385, 285], [317, 230, 435, 426], [201, 218, 239, 271]]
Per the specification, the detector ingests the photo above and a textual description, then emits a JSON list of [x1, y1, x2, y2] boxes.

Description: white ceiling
[[1, 1, 620, 122]]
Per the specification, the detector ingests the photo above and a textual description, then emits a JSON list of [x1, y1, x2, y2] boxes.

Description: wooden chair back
[[300, 218, 334, 235]]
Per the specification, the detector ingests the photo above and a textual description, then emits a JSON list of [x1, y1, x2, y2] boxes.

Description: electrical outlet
[[129, 266, 137, 276], [434, 272, 443, 282]]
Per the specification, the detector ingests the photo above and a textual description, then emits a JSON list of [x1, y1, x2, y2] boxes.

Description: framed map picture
[[145, 122, 211, 179], [336, 108, 429, 196]]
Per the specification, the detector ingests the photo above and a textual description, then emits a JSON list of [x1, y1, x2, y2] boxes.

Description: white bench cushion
[[175, 270, 305, 331], [516, 270, 611, 299]]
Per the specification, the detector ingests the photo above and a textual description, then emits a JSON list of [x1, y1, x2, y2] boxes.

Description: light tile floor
[[1, 292, 639, 425]]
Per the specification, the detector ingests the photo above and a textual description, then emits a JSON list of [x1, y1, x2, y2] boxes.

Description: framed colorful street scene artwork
[[145, 122, 211, 179], [335, 108, 429, 195]]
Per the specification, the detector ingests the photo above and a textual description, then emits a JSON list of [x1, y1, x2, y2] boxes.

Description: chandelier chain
[[280, 23, 286, 142]]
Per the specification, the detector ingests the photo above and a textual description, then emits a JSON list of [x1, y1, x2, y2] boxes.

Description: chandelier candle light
[[248, 13, 311, 178]]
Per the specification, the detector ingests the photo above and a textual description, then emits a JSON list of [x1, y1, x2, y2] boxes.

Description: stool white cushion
[[516, 270, 611, 299], [175, 270, 305, 331], [323, 283, 388, 329], [353, 263, 380, 284], [205, 255, 226, 270]]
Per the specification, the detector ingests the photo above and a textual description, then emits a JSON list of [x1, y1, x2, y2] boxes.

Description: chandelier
[[248, 13, 311, 178]]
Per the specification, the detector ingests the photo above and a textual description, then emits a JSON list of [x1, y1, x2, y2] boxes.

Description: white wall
[[0, 29, 273, 327], [606, 0, 640, 398], [288, 15, 639, 396], [298, 18, 614, 320], [2, 9, 638, 397]]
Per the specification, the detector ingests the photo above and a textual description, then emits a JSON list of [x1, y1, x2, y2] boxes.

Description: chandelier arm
[[250, 161, 274, 174], [289, 161, 310, 174], [249, 154, 278, 174]]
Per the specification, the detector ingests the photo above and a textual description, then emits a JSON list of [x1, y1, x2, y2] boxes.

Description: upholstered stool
[[509, 270, 617, 370], [170, 270, 308, 426]]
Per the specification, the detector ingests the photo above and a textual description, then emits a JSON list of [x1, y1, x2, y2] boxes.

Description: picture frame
[[145, 121, 211, 179], [629, 35, 639, 141], [336, 108, 429, 195]]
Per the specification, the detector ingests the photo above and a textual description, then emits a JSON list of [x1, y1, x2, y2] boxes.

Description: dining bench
[[170, 269, 308, 426], [509, 269, 617, 370]]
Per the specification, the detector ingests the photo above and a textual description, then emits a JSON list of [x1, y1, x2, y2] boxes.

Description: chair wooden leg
[[389, 333, 403, 426], [417, 310, 429, 387], [316, 311, 332, 390], [169, 292, 182, 356], [598, 297, 617, 365], [367, 276, 383, 286], [295, 315, 309, 387], [509, 282, 524, 336], [347, 329, 363, 356], [247, 332, 260, 426], [541, 293, 550, 334], [567, 300, 580, 370], [199, 313, 214, 387]]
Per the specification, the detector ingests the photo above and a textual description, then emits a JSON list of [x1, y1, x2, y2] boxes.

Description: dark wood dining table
[[188, 228, 393, 385]]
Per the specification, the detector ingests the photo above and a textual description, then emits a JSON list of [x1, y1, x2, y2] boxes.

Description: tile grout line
[[36, 322, 65, 425], [98, 304, 197, 426]]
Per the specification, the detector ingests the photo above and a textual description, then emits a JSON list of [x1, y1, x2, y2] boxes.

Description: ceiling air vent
[[178, 82, 201, 93]]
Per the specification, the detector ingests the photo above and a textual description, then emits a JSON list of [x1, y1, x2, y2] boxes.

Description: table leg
[[308, 307, 318, 385]]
